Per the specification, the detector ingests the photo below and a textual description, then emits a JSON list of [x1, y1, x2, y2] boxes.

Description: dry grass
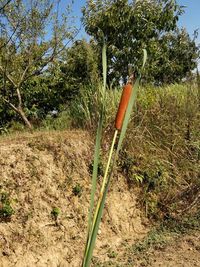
[[120, 83, 200, 219]]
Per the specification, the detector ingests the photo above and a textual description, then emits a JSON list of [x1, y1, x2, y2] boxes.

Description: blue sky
[[177, 0, 200, 43], [66, 0, 200, 43]]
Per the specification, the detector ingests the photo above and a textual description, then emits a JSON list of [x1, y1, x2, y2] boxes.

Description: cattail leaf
[[142, 49, 147, 69], [84, 137, 119, 267], [83, 190, 106, 267], [83, 129, 118, 267], [102, 40, 107, 91], [83, 39, 107, 267], [83, 161, 113, 267], [87, 40, 107, 234]]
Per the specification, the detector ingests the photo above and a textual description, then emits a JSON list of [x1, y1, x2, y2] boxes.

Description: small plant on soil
[[51, 207, 61, 222], [107, 249, 117, 259], [0, 192, 14, 221], [72, 184, 82, 197]]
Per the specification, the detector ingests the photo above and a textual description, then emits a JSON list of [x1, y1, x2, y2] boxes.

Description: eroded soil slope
[[0, 131, 147, 267]]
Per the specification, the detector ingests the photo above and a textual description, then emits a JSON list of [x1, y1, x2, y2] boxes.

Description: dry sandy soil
[[144, 231, 200, 267], [0, 131, 148, 267], [0, 130, 199, 267], [128, 230, 200, 267]]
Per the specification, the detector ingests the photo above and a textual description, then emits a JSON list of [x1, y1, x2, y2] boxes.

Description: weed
[[107, 249, 117, 259], [51, 207, 61, 221], [163, 211, 200, 233], [8, 121, 25, 133], [42, 111, 72, 131], [0, 192, 14, 222], [132, 228, 169, 254], [72, 184, 82, 197], [69, 83, 120, 129], [118, 150, 143, 184]]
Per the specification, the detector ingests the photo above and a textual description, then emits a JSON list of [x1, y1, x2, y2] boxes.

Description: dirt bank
[[0, 131, 148, 267]]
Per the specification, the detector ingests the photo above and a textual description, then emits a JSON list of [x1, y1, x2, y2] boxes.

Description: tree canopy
[[82, 0, 199, 84], [0, 0, 199, 130], [0, 0, 76, 128]]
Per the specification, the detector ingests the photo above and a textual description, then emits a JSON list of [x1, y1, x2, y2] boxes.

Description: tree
[[143, 29, 199, 84], [82, 0, 199, 84], [0, 0, 76, 129], [59, 39, 99, 94]]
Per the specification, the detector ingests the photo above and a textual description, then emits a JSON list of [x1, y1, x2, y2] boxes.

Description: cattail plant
[[82, 41, 147, 267], [115, 75, 135, 130]]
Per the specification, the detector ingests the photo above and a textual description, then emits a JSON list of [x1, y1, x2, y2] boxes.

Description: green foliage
[[8, 121, 25, 133], [51, 207, 61, 221], [72, 184, 82, 197], [82, 0, 199, 84], [0, 0, 76, 128], [132, 228, 168, 254], [0, 192, 14, 221], [42, 111, 72, 131], [69, 83, 120, 129], [60, 40, 100, 91], [0, 39, 100, 130], [143, 29, 199, 84], [119, 150, 144, 184], [69, 84, 101, 128]]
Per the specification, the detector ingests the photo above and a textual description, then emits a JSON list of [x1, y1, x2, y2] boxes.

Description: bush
[[42, 110, 72, 130]]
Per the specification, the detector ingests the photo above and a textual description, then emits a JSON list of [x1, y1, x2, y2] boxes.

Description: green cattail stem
[[91, 129, 118, 228], [82, 129, 118, 267]]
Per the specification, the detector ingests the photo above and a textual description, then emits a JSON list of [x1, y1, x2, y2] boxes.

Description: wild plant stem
[[91, 129, 118, 228], [83, 129, 118, 267]]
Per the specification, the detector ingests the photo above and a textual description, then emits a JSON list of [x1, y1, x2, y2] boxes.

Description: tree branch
[[0, 64, 22, 107], [0, 0, 12, 12], [0, 20, 20, 51], [1, 96, 19, 113], [0, 65, 17, 87], [18, 59, 31, 88], [23, 27, 81, 82]]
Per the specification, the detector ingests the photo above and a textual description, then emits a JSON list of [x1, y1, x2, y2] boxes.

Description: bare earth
[[0, 131, 147, 267], [133, 231, 200, 267]]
